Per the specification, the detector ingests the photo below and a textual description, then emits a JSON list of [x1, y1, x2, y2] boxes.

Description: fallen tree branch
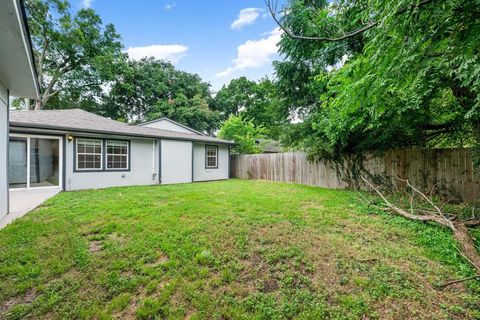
[[464, 218, 480, 227], [395, 175, 455, 230], [360, 176, 452, 228], [360, 175, 480, 274], [438, 275, 480, 288]]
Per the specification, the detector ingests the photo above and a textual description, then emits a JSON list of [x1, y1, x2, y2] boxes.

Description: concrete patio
[[0, 188, 61, 229]]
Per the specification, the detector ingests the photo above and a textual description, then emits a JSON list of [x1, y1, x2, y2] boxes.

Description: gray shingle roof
[[9, 109, 233, 145]]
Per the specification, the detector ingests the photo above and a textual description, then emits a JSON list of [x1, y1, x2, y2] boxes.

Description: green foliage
[[218, 114, 266, 154], [104, 58, 220, 133], [213, 77, 288, 139], [275, 0, 480, 162], [26, 0, 124, 109]]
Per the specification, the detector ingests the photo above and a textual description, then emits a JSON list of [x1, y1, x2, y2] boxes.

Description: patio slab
[[0, 188, 61, 229]]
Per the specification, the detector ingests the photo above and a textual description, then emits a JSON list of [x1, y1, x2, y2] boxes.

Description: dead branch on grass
[[437, 275, 480, 288], [360, 175, 480, 285]]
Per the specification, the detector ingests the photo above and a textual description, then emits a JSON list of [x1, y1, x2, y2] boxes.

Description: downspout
[[6, 90, 10, 214], [152, 139, 157, 183], [158, 139, 162, 184], [228, 145, 232, 179]]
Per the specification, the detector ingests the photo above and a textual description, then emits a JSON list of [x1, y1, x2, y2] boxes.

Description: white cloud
[[126, 44, 189, 64], [80, 0, 93, 8], [217, 28, 282, 77], [231, 8, 263, 30], [164, 3, 176, 11]]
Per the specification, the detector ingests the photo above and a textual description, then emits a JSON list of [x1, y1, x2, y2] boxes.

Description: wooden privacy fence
[[230, 149, 480, 202]]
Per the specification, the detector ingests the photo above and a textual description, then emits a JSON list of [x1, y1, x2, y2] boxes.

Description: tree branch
[[438, 274, 480, 288], [395, 175, 455, 230], [360, 176, 452, 228], [360, 175, 480, 274], [265, 0, 438, 42]]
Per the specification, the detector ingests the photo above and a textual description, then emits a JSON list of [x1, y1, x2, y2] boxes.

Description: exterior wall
[[142, 119, 200, 135], [193, 143, 229, 182], [65, 136, 159, 191], [161, 139, 192, 184], [0, 81, 8, 218]]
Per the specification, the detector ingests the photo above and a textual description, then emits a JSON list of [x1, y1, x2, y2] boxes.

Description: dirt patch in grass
[[144, 251, 169, 268], [109, 232, 127, 245], [261, 277, 279, 293], [88, 240, 103, 253], [113, 287, 147, 319], [0, 290, 37, 316], [301, 201, 324, 210]]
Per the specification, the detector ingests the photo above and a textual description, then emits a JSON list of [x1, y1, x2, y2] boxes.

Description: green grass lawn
[[0, 179, 479, 319]]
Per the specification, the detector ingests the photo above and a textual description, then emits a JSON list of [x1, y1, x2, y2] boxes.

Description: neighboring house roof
[[139, 117, 206, 136], [0, 0, 40, 98], [256, 139, 282, 153], [10, 109, 234, 145]]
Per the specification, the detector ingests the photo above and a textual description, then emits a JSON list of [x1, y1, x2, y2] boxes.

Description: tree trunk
[[34, 99, 42, 110], [23, 98, 30, 111], [453, 223, 480, 273]]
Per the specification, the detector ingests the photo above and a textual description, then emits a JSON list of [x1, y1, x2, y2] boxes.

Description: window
[[205, 145, 218, 168], [106, 140, 129, 170], [76, 138, 102, 170]]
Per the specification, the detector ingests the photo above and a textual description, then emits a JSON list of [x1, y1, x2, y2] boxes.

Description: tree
[[269, 0, 480, 162], [213, 77, 288, 139], [104, 58, 220, 133], [218, 114, 266, 154], [213, 77, 257, 118], [25, 0, 123, 110], [149, 94, 220, 135]]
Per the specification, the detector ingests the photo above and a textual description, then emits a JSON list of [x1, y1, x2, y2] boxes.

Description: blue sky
[[78, 0, 283, 92]]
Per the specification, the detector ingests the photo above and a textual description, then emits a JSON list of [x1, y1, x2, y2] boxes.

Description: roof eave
[[1, 0, 40, 99], [9, 122, 235, 145], [17, 0, 40, 99]]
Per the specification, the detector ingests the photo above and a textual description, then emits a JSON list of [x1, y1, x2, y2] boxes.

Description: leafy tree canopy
[[218, 114, 266, 154], [104, 58, 220, 133], [26, 0, 124, 110], [272, 0, 480, 161], [213, 77, 288, 139]]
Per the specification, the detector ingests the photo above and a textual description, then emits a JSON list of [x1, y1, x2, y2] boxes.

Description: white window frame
[[76, 138, 103, 171], [105, 140, 129, 171], [205, 145, 218, 169]]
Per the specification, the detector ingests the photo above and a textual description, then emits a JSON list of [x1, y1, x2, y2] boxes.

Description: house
[[0, 0, 40, 219], [139, 117, 206, 136], [9, 109, 233, 191]]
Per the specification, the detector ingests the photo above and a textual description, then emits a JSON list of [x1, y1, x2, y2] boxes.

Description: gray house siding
[[0, 81, 8, 219], [192, 143, 229, 182], [140, 118, 204, 136], [65, 136, 160, 191], [160, 139, 193, 184], [7, 118, 232, 192]]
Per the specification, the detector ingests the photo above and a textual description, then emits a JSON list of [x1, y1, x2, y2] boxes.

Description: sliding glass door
[[9, 135, 62, 189], [9, 137, 28, 189]]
